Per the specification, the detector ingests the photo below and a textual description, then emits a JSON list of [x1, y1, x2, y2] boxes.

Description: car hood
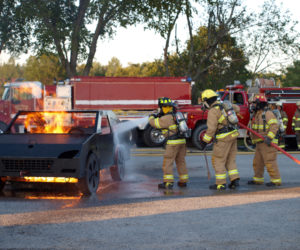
[[0, 134, 91, 158]]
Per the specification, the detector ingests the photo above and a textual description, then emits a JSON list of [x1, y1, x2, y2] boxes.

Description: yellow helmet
[[201, 89, 218, 101]]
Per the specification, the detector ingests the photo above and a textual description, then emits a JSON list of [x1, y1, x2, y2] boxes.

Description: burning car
[[0, 110, 129, 195]]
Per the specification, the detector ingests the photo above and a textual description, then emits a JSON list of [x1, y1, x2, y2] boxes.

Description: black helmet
[[158, 97, 174, 108]]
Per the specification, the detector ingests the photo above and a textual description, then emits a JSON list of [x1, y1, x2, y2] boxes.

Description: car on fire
[[0, 110, 130, 195]]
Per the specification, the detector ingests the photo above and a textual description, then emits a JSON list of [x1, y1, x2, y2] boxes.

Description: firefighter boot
[[209, 184, 226, 190], [228, 178, 240, 189], [177, 181, 187, 188], [158, 182, 174, 189], [248, 180, 263, 185], [266, 182, 281, 187]]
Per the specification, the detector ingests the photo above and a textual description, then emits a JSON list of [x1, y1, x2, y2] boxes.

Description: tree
[[20, 0, 142, 77], [142, 0, 185, 76], [0, 57, 24, 84], [241, 0, 300, 74], [168, 26, 250, 102], [282, 61, 300, 87], [77, 62, 106, 76], [0, 0, 31, 54], [23, 54, 65, 85], [105, 57, 124, 76]]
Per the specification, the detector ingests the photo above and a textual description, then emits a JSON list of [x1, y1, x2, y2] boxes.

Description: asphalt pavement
[[0, 147, 300, 249]]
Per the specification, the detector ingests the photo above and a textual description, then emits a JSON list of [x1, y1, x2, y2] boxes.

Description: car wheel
[[110, 146, 126, 181], [0, 122, 7, 134], [192, 124, 211, 150], [142, 125, 165, 147], [78, 153, 100, 195]]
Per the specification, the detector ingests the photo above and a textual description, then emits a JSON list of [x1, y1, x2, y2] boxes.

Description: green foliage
[[0, 0, 31, 54], [282, 61, 300, 87], [23, 54, 65, 85], [77, 62, 107, 76], [0, 58, 24, 84], [168, 26, 251, 102]]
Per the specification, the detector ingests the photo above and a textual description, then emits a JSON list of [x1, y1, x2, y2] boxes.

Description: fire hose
[[238, 122, 300, 165]]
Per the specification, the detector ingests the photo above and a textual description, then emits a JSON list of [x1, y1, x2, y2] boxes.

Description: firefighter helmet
[[201, 89, 218, 101], [253, 94, 267, 103], [158, 97, 173, 107]]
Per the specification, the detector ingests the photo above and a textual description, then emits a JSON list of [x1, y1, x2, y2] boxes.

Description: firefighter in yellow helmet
[[199, 89, 240, 190], [292, 101, 300, 150], [248, 94, 282, 186], [148, 97, 188, 189]]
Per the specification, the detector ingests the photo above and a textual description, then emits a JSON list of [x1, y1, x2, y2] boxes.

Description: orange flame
[[24, 112, 72, 134], [20, 83, 42, 97]]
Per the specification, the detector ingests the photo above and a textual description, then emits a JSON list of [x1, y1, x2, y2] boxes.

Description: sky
[[0, 0, 300, 68]]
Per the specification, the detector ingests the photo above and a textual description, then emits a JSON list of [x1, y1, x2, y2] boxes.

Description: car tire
[[110, 146, 126, 181], [142, 125, 165, 147], [78, 153, 100, 195], [192, 124, 209, 150], [0, 122, 7, 133]]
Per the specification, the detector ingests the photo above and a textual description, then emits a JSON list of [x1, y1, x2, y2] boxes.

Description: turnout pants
[[211, 139, 239, 185], [162, 143, 188, 183], [252, 143, 281, 184]]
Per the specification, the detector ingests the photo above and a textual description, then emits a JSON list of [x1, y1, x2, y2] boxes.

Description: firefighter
[[276, 103, 288, 149], [199, 89, 240, 190], [248, 94, 282, 186], [292, 101, 300, 150], [148, 97, 188, 189]]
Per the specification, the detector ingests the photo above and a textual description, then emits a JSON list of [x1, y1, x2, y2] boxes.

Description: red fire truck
[[0, 77, 192, 147], [69, 76, 192, 147], [2, 78, 299, 150], [181, 83, 300, 150], [0, 81, 61, 132]]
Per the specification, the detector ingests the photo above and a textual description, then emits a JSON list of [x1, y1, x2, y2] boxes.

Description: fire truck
[[2, 77, 299, 150], [181, 82, 300, 150], [69, 76, 192, 147], [0, 77, 192, 147]]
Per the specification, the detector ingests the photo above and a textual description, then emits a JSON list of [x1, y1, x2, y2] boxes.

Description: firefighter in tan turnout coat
[[148, 97, 188, 189], [199, 89, 240, 190], [248, 94, 282, 186]]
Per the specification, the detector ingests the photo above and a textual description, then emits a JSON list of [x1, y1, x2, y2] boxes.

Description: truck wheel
[[192, 124, 209, 150], [110, 146, 126, 181], [78, 153, 100, 195], [0, 122, 7, 133], [143, 125, 165, 147]]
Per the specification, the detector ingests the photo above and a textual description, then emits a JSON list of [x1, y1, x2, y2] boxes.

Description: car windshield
[[8, 111, 103, 134]]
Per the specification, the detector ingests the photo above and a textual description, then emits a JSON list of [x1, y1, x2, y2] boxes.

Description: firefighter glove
[[148, 115, 156, 121], [199, 140, 208, 150], [264, 136, 272, 146]]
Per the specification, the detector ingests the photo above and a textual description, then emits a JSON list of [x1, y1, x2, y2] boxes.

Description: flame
[[20, 84, 41, 98], [22, 176, 78, 183], [13, 82, 43, 99], [24, 112, 71, 134]]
